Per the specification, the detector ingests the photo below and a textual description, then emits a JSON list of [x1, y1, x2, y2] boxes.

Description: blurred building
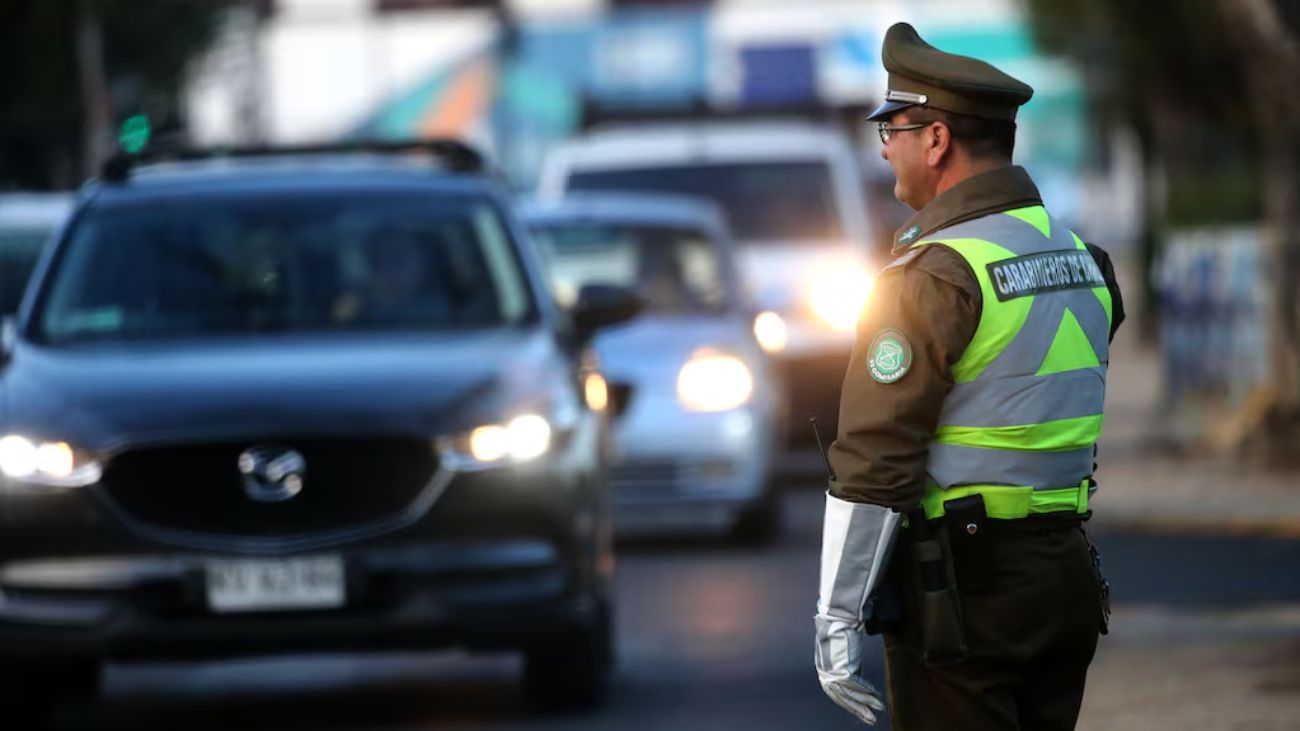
[[183, 0, 1142, 250]]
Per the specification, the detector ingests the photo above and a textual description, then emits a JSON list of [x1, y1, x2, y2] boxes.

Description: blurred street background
[[3, 0, 1300, 729]]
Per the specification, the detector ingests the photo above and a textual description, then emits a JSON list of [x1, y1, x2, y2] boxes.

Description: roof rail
[[99, 138, 487, 183]]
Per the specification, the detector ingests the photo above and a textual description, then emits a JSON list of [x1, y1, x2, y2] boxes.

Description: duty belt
[[921, 479, 1090, 520]]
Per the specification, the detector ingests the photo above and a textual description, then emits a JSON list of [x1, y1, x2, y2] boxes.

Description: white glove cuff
[[817, 493, 903, 623]]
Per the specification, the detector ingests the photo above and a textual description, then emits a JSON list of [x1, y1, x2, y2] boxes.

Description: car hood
[[594, 315, 756, 393], [1, 331, 559, 450]]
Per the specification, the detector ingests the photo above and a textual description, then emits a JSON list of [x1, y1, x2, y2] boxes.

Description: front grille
[[99, 438, 438, 539], [610, 458, 737, 496]]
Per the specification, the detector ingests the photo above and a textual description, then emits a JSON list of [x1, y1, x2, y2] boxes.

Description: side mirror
[[571, 284, 642, 342]]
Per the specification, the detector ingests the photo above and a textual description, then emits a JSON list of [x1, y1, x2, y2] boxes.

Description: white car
[[523, 194, 785, 542], [539, 119, 879, 443], [0, 193, 74, 317]]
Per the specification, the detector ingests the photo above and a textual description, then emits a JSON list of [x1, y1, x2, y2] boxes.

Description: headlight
[[441, 413, 554, 471], [0, 435, 103, 487], [809, 264, 874, 332], [583, 373, 609, 412], [503, 414, 552, 460], [753, 311, 788, 353], [677, 351, 754, 412]]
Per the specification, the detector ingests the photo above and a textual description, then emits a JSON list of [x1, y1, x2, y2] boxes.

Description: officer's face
[[880, 111, 936, 211]]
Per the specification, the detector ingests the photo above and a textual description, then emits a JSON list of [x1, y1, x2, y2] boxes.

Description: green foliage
[[0, 0, 228, 188], [99, 0, 228, 100], [1022, 0, 1269, 225], [1025, 0, 1250, 126], [1166, 167, 1262, 226]]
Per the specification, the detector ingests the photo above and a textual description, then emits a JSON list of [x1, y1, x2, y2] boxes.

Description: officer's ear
[[926, 121, 953, 168]]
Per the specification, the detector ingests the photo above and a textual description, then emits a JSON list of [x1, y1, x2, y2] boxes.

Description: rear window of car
[[566, 161, 843, 242], [529, 222, 731, 314], [35, 191, 537, 344]]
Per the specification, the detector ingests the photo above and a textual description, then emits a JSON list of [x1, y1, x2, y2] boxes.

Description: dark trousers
[[883, 518, 1103, 731]]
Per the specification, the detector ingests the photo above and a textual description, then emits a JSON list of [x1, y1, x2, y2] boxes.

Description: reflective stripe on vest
[[913, 205, 1112, 520]]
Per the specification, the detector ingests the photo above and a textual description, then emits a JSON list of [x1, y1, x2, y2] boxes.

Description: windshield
[[566, 162, 843, 242], [1, 229, 53, 315], [35, 193, 534, 344], [529, 222, 731, 314]]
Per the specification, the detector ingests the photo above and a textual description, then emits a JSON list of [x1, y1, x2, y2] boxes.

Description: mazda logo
[[238, 445, 306, 503]]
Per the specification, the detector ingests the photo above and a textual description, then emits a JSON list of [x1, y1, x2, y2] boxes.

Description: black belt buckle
[[945, 494, 995, 594]]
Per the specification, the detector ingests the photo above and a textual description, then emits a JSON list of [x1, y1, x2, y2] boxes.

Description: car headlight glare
[[677, 352, 753, 412], [469, 425, 510, 463], [35, 442, 76, 479], [753, 311, 788, 353], [0, 435, 102, 487], [0, 435, 37, 478], [809, 265, 874, 332], [584, 373, 609, 412], [450, 413, 554, 470], [507, 414, 552, 461]]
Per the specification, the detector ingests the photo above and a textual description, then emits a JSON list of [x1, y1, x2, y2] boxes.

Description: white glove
[[814, 493, 902, 725], [816, 615, 886, 724]]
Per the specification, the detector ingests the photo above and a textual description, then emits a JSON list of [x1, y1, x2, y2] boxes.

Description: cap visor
[[866, 99, 916, 122]]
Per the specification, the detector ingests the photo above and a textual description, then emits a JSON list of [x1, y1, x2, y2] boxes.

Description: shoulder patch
[[867, 329, 913, 384], [897, 225, 922, 245]]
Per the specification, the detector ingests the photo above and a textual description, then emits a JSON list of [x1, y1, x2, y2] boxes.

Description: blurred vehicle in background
[[0, 142, 641, 720], [539, 118, 878, 444], [0, 193, 74, 317], [523, 194, 785, 544]]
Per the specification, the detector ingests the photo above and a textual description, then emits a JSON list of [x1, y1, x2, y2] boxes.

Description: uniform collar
[[891, 165, 1042, 254]]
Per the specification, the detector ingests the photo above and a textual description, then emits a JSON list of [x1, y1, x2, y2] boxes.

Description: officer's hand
[[815, 615, 886, 725]]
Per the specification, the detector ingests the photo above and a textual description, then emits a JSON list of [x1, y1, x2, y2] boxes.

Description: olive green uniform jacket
[[827, 165, 1124, 509]]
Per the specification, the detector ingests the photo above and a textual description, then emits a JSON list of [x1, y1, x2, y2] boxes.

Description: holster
[[863, 559, 902, 636], [908, 509, 969, 665], [944, 494, 995, 594]]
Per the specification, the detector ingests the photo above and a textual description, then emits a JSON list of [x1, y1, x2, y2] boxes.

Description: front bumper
[[0, 462, 612, 664], [0, 538, 596, 662], [608, 394, 775, 531]]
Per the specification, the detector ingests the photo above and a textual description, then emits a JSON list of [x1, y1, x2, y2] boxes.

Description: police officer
[[814, 22, 1124, 730]]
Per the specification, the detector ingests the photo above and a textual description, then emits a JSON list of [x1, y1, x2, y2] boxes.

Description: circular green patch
[[867, 329, 913, 384]]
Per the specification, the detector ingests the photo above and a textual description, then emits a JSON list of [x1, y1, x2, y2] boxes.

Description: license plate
[[206, 555, 345, 613]]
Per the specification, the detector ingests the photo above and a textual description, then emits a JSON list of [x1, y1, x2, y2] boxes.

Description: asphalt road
[[60, 486, 1300, 731]]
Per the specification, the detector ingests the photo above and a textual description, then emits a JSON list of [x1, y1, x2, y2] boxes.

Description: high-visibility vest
[[911, 205, 1113, 520]]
